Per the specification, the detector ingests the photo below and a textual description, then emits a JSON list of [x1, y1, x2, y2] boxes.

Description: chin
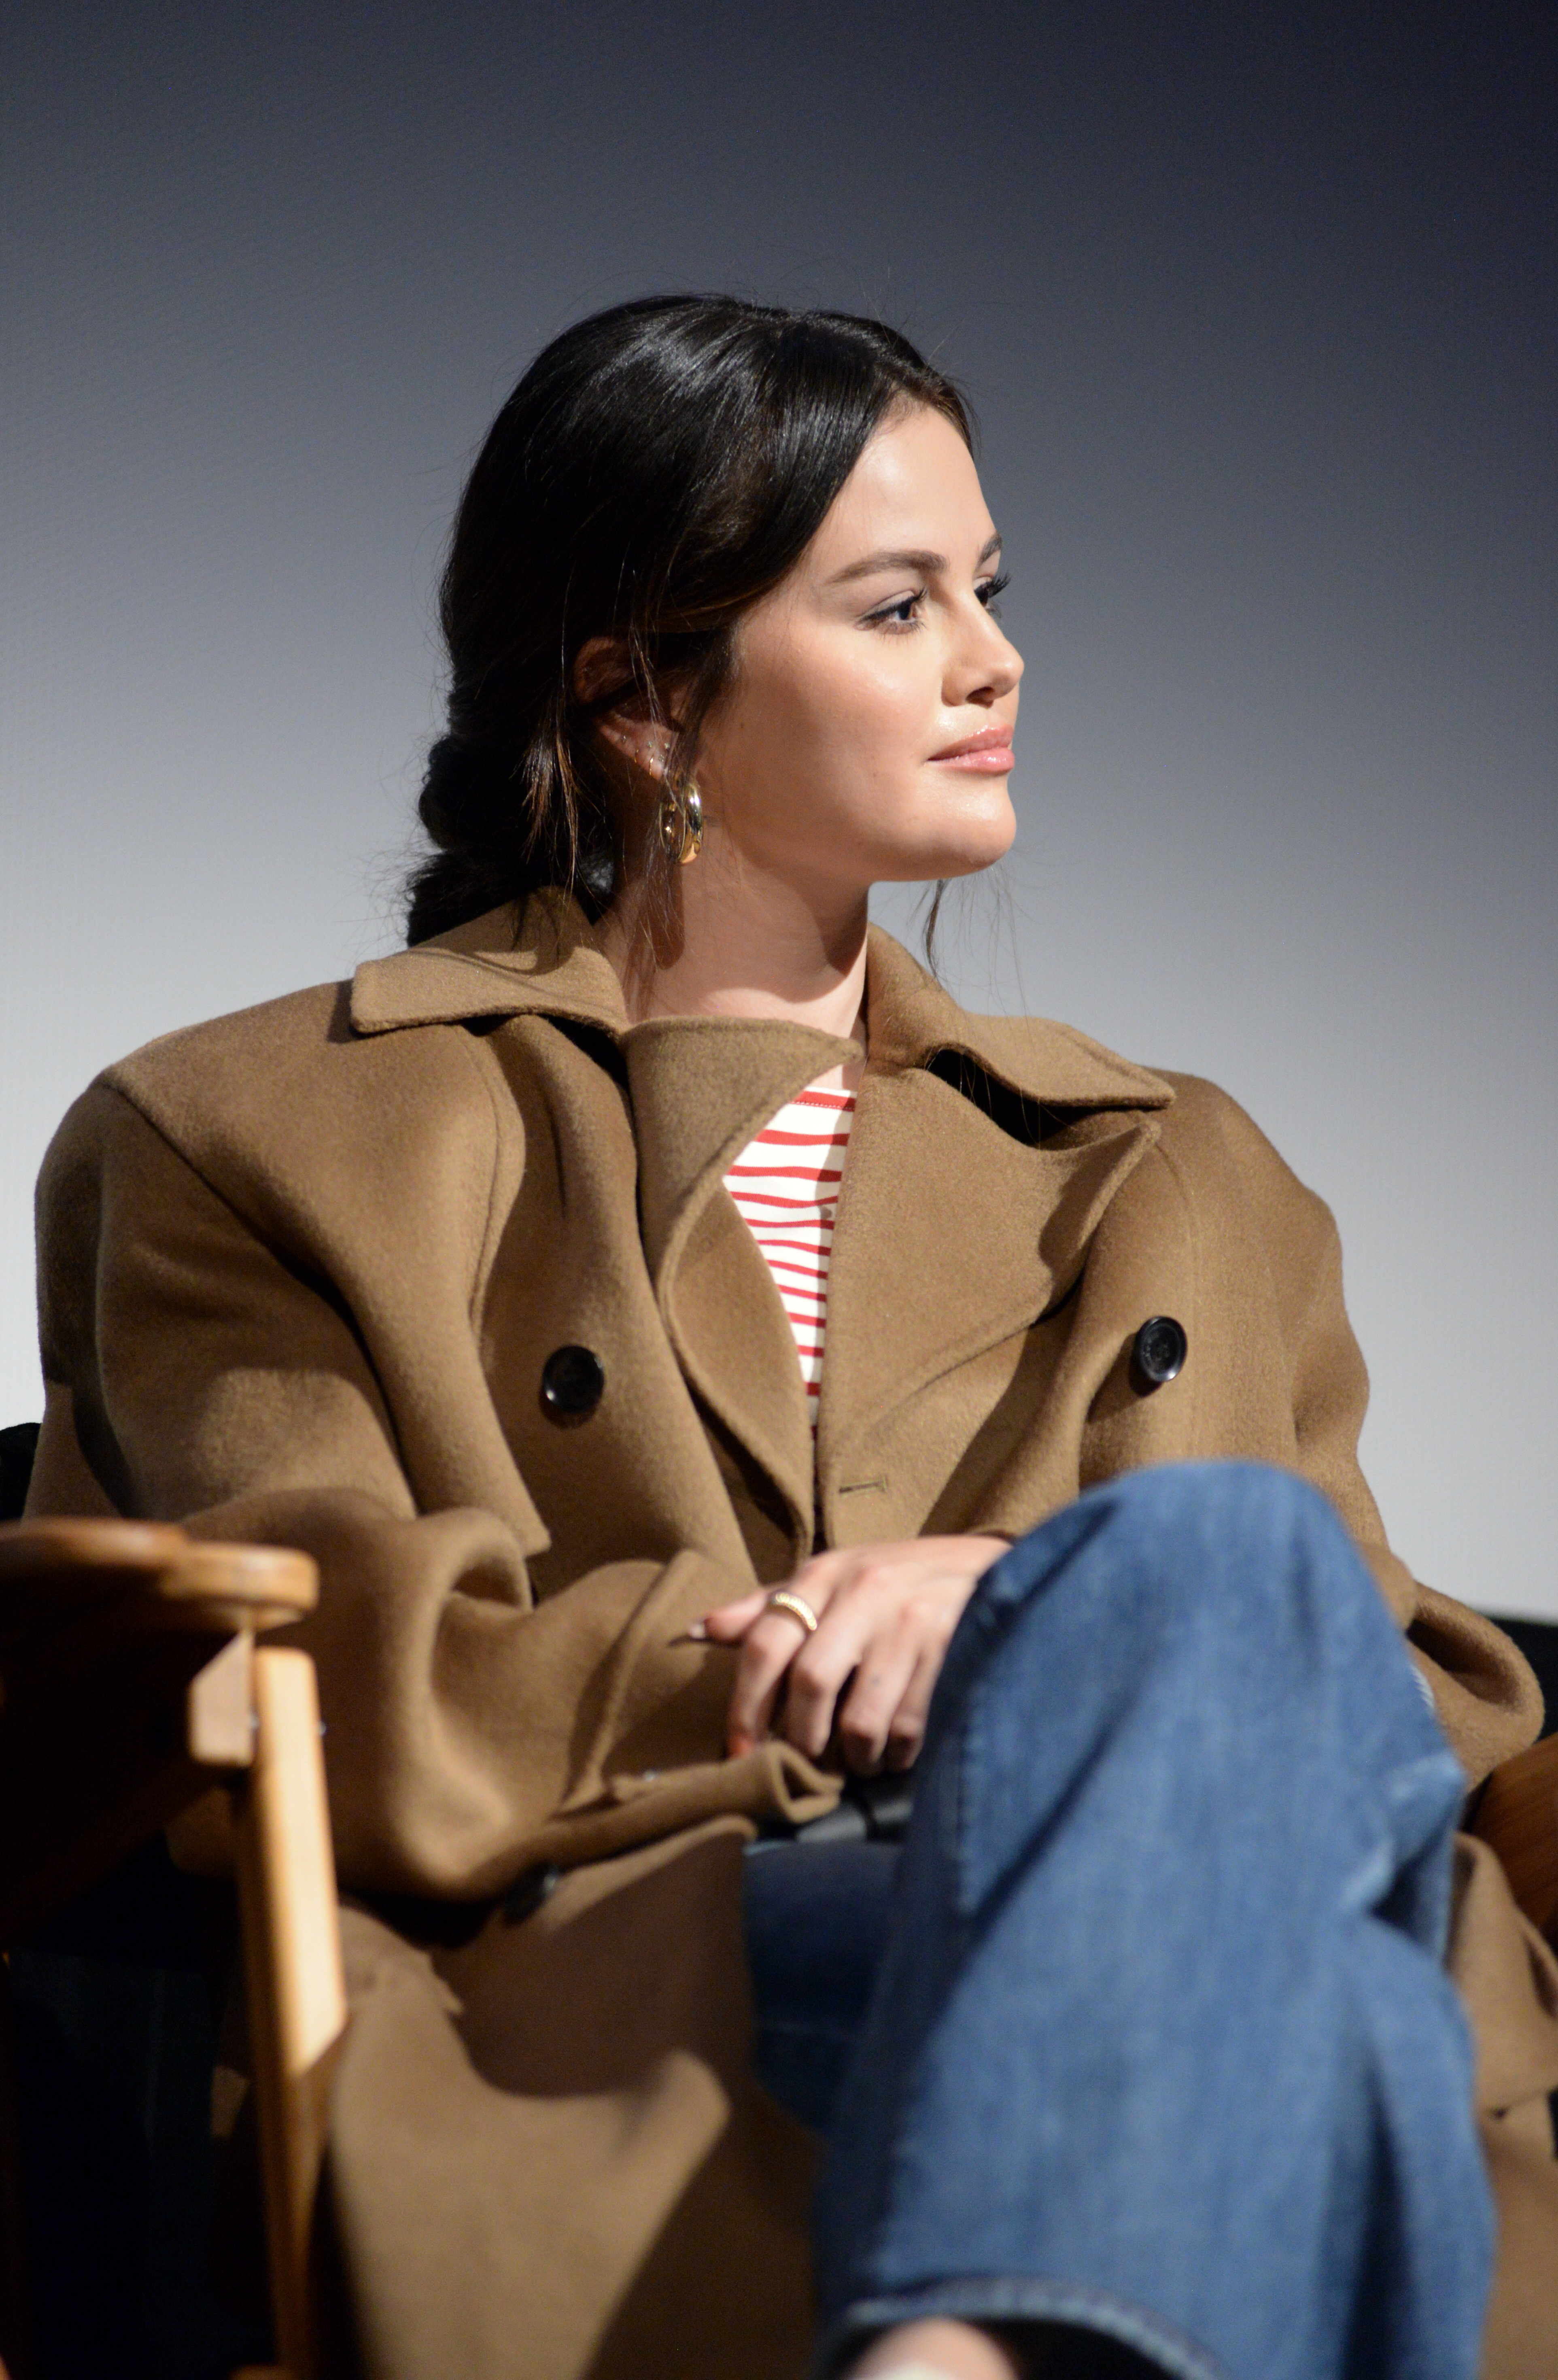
[[875, 849, 1010, 890], [921, 818, 1018, 882], [873, 794, 1016, 884]]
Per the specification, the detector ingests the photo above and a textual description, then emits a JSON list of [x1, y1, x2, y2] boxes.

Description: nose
[[950, 600, 1023, 709]]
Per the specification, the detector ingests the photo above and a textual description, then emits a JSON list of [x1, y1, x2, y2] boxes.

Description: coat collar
[[353, 892, 1174, 1545], [351, 890, 630, 1037], [350, 889, 1174, 1118]]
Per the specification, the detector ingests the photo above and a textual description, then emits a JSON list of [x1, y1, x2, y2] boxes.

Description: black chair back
[[0, 1425, 39, 1525]]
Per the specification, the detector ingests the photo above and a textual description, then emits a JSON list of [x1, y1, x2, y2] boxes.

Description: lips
[[928, 725, 1015, 766]]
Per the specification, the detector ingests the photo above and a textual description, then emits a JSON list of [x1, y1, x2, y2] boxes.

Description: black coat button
[[540, 1345, 605, 1424], [1131, 1315, 1187, 1392]]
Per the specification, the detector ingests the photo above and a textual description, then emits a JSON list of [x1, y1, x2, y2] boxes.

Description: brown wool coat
[[28, 889, 1558, 2379]]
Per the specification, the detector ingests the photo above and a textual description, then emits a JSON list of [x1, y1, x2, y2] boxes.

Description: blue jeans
[[741, 1463, 1492, 2380]]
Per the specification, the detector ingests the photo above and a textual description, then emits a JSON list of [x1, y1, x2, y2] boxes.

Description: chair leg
[[236, 1650, 347, 2380]]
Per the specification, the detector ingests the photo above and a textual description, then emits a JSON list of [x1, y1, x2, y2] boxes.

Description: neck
[[599, 849, 870, 1076]]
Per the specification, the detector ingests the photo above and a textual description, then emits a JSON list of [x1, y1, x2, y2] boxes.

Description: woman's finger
[[694, 1588, 771, 1643], [831, 1619, 923, 1774], [775, 1601, 880, 1760], [721, 1540, 1000, 1763], [700, 1553, 846, 1648], [879, 1636, 949, 1771], [726, 1598, 841, 1755]]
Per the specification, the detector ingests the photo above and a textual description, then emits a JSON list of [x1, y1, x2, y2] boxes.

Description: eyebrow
[[826, 531, 1003, 586]]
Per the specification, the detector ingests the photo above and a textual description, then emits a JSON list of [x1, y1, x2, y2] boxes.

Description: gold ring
[[765, 1589, 820, 1635]]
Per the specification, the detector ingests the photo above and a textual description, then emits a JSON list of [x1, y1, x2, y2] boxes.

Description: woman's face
[[693, 402, 1022, 897]]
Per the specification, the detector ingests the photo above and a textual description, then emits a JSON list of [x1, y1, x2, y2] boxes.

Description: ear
[[573, 636, 674, 779]]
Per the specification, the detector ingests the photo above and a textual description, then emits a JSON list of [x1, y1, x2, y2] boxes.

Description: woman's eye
[[976, 571, 1011, 611], [865, 589, 924, 630]]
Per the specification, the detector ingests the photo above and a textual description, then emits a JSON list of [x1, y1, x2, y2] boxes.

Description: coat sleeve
[[1204, 1082, 1543, 1787], [27, 1083, 811, 1898]]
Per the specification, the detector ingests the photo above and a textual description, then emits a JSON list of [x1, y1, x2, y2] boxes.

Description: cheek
[[749, 642, 928, 781]]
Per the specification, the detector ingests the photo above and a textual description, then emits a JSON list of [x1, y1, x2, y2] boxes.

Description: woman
[[28, 298, 1558, 2380]]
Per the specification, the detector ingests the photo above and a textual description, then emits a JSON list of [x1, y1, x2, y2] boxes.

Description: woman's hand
[[698, 1536, 1010, 1772]]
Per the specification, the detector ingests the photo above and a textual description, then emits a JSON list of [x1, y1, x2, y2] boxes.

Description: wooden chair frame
[[0, 1519, 346, 2380]]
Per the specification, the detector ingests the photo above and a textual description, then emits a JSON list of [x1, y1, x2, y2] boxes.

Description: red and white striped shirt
[[722, 1084, 857, 1425]]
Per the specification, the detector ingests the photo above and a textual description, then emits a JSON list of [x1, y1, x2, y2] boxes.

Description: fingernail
[[683, 1618, 708, 1641]]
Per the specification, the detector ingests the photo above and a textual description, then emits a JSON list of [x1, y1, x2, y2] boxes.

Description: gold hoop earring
[[657, 779, 703, 866]]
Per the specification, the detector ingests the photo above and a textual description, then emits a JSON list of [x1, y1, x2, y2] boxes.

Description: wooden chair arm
[[0, 1517, 189, 1575], [0, 1520, 318, 1944], [0, 1519, 316, 1638]]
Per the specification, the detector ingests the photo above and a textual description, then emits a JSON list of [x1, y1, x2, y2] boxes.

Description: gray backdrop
[[3, 3, 1554, 1613]]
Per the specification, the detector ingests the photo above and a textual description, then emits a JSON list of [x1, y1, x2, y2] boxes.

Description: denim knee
[[923, 1461, 1454, 1891], [969, 1461, 1400, 1689], [1000, 1459, 1361, 1602]]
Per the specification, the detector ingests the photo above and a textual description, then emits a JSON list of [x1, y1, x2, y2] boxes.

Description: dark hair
[[404, 295, 972, 945]]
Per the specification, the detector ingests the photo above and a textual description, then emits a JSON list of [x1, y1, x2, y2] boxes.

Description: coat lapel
[[354, 899, 854, 1548], [817, 932, 1173, 1479], [623, 1017, 855, 1547], [819, 1078, 1162, 1476], [351, 897, 1175, 1545]]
